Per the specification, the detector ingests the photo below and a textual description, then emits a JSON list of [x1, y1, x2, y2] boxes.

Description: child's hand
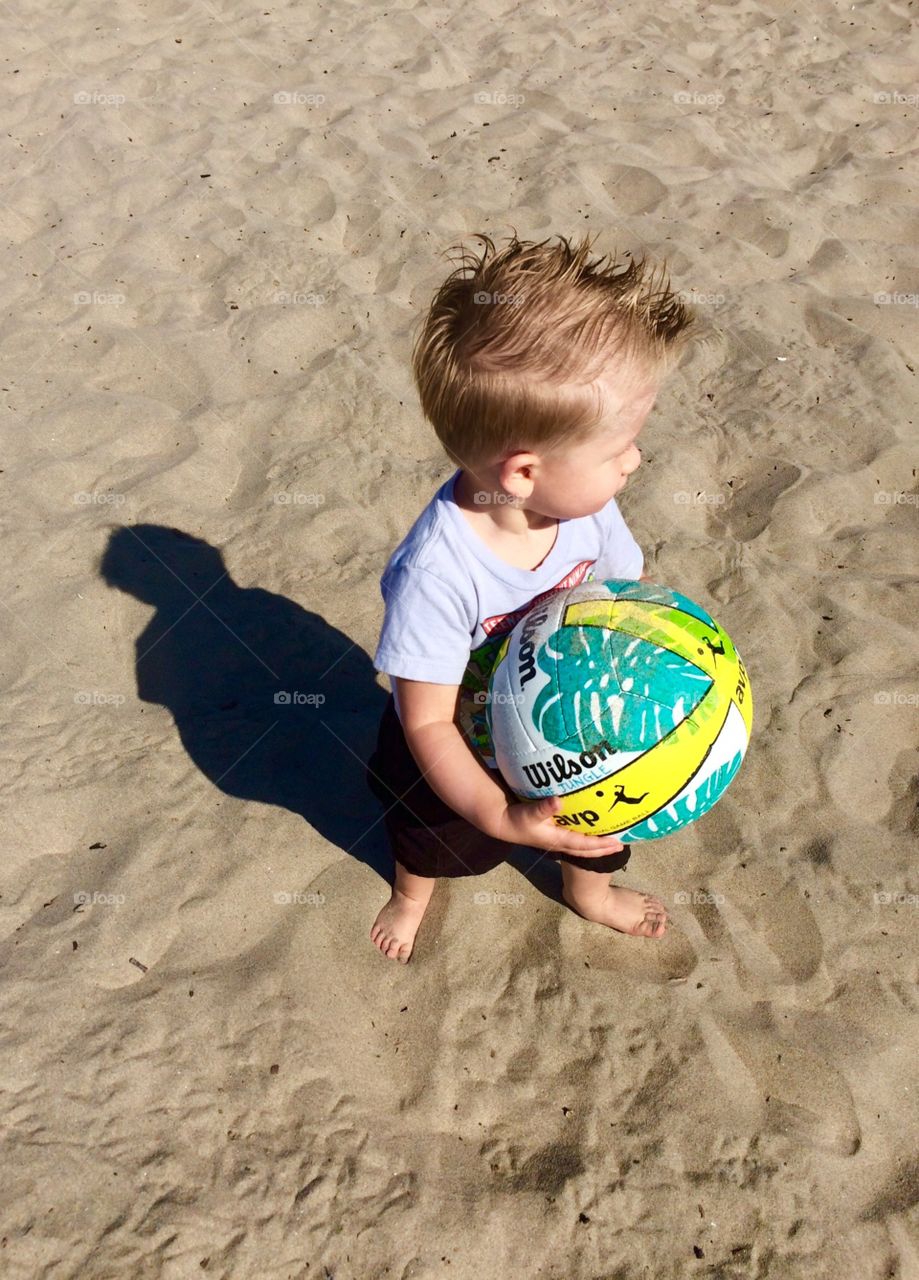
[[497, 794, 626, 857]]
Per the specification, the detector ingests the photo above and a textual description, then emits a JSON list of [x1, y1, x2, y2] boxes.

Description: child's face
[[526, 371, 658, 520]]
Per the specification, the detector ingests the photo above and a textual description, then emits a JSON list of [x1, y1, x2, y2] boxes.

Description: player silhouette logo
[[595, 782, 650, 812], [701, 634, 726, 661]]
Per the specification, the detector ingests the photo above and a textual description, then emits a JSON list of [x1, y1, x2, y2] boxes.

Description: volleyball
[[484, 579, 753, 841]]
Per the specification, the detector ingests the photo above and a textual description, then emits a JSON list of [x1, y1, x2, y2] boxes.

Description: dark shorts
[[365, 693, 633, 880]]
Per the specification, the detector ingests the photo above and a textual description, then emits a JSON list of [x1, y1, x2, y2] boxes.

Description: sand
[[1, 0, 918, 1276]]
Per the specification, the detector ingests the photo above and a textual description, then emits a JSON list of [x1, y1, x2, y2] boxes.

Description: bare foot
[[562, 883, 669, 939], [370, 887, 432, 963]]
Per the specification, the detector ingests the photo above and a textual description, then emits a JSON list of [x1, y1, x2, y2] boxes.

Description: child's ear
[[498, 451, 540, 499]]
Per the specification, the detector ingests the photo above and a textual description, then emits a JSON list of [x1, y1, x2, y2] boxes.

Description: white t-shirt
[[373, 469, 644, 766]]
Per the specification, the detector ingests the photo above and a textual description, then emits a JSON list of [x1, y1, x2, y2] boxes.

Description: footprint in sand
[[718, 459, 803, 542], [662, 854, 860, 1156], [601, 165, 668, 215], [693, 861, 824, 987], [697, 1004, 861, 1157]]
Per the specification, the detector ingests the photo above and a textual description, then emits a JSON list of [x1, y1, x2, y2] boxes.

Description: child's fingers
[[548, 831, 625, 856], [555, 844, 623, 858], [532, 794, 562, 818], [510, 799, 625, 854]]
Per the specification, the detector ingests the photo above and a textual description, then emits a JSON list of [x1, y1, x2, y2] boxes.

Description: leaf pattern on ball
[[532, 625, 711, 752]]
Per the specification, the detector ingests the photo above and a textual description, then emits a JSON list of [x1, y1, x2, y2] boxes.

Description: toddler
[[365, 232, 695, 962]]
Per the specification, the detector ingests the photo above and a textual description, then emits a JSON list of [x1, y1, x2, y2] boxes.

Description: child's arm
[[394, 677, 628, 857]]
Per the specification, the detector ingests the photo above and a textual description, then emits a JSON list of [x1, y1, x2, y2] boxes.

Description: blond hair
[[411, 231, 695, 469]]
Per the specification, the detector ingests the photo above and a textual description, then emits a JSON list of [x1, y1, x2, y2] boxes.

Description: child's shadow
[[99, 524, 392, 878]]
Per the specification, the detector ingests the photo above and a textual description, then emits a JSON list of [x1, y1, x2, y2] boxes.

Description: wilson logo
[[521, 739, 616, 789], [517, 608, 549, 688]]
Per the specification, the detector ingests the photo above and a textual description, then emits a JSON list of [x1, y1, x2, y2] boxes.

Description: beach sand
[[1, 0, 917, 1275]]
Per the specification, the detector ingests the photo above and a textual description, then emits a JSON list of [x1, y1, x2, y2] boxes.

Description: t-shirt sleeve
[[373, 563, 474, 685], [594, 498, 644, 580]]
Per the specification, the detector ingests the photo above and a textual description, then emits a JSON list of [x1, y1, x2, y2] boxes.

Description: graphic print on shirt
[[457, 559, 597, 767]]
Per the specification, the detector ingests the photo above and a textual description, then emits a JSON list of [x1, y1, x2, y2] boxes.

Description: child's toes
[[636, 921, 660, 938], [370, 919, 414, 961]]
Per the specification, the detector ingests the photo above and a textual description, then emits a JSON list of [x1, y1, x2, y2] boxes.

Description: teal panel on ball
[[532, 625, 711, 753], [616, 750, 744, 841]]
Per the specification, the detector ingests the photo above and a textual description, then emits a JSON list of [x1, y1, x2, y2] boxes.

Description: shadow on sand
[[99, 524, 392, 879]]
